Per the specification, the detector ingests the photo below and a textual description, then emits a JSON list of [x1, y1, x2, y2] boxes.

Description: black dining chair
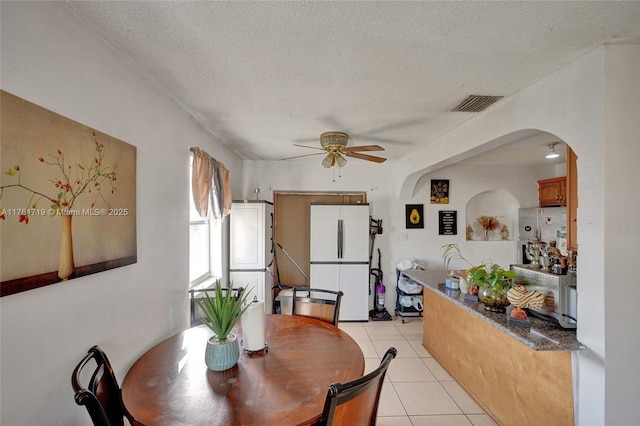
[[315, 347, 397, 425], [292, 287, 343, 326], [71, 345, 139, 426]]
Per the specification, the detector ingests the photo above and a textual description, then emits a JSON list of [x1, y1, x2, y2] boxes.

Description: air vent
[[451, 95, 503, 112]]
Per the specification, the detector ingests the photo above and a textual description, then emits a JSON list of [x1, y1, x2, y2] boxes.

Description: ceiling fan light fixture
[[320, 131, 349, 149], [321, 153, 334, 168], [545, 142, 561, 159], [335, 153, 347, 168]]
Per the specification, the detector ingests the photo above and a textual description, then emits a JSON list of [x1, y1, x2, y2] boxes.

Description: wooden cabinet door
[[566, 146, 578, 250], [559, 179, 567, 204], [538, 177, 566, 207]]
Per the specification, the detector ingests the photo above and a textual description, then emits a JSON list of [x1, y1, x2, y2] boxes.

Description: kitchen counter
[[403, 268, 580, 425], [401, 269, 584, 351]]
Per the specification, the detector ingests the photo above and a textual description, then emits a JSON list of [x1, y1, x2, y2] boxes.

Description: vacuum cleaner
[[369, 248, 392, 321]]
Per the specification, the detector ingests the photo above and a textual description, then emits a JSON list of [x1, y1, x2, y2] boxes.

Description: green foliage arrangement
[[468, 264, 516, 292], [197, 280, 253, 342], [441, 243, 514, 292], [441, 243, 474, 273]]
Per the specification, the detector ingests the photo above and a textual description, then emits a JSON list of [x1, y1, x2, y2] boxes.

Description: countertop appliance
[[517, 207, 567, 264], [511, 264, 577, 328], [229, 200, 274, 313], [310, 203, 370, 321]]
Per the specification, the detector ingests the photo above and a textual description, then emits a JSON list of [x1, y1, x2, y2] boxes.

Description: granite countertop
[[400, 269, 585, 352]]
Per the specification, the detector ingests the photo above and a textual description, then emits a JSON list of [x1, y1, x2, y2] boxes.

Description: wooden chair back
[[72, 345, 137, 426], [318, 347, 397, 425], [292, 287, 343, 326]]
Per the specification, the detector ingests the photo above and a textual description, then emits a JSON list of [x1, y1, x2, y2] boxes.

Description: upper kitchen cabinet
[[537, 176, 567, 207], [536, 145, 578, 250]]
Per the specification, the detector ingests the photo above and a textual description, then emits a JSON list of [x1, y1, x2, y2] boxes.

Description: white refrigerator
[[310, 204, 370, 321], [229, 201, 274, 314]]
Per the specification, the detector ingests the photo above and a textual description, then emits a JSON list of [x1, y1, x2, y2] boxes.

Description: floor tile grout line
[[368, 319, 494, 425]]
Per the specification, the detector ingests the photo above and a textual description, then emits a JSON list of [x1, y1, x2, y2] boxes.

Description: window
[[189, 158, 222, 286]]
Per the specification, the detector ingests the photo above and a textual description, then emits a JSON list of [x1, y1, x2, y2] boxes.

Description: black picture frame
[[439, 210, 457, 235], [430, 179, 449, 204], [405, 204, 424, 229]]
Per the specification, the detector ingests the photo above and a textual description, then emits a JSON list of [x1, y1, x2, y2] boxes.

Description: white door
[[310, 205, 340, 262], [229, 271, 271, 314], [310, 264, 340, 293], [340, 205, 370, 262], [310, 263, 369, 321], [230, 203, 265, 269], [339, 264, 370, 321]]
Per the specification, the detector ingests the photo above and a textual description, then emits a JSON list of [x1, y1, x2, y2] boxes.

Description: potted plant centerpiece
[[198, 280, 253, 371], [441, 244, 515, 307], [468, 263, 516, 312]]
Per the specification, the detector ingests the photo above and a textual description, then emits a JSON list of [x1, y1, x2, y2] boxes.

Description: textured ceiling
[[62, 1, 640, 165]]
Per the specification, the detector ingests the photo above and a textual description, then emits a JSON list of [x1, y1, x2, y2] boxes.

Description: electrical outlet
[[400, 232, 408, 241]]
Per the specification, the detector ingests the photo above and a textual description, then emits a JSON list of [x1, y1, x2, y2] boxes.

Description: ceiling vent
[[451, 95, 503, 112]]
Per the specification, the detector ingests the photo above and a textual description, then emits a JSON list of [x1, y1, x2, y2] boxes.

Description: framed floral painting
[[0, 90, 137, 296]]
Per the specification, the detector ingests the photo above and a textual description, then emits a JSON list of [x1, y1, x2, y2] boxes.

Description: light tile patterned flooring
[[338, 316, 497, 426]]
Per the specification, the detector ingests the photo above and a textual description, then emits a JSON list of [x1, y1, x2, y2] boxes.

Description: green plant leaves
[[469, 264, 515, 291], [197, 280, 253, 341], [441, 243, 473, 272]]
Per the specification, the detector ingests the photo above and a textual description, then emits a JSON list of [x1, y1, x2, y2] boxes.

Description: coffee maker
[[525, 239, 544, 268]]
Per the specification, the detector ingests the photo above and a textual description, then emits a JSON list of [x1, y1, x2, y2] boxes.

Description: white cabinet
[[230, 201, 274, 313], [310, 204, 370, 321], [310, 204, 369, 262], [230, 201, 272, 270], [310, 263, 370, 321], [228, 270, 267, 305]]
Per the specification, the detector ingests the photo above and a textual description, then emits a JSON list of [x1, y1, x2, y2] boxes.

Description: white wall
[[0, 3, 242, 425], [602, 45, 640, 426]]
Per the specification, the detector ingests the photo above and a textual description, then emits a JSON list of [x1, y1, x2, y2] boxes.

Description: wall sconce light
[[545, 142, 561, 159]]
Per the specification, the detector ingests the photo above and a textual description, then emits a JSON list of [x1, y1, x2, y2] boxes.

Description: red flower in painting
[[0, 131, 118, 223]]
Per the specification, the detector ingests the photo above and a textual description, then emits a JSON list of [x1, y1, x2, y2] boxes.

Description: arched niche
[[466, 190, 518, 241]]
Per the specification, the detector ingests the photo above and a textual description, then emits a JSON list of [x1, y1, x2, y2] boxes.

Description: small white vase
[[458, 275, 469, 294], [205, 333, 240, 371]]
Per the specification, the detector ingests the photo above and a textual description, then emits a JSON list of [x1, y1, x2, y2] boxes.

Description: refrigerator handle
[[338, 219, 343, 259], [336, 220, 340, 259]]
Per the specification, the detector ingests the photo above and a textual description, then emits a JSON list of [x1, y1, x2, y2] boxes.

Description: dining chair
[[292, 287, 343, 326], [71, 345, 139, 426], [316, 347, 397, 425]]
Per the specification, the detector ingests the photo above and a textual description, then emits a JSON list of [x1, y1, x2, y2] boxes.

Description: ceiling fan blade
[[293, 143, 325, 151], [343, 145, 385, 152], [343, 151, 387, 163], [278, 152, 325, 161]]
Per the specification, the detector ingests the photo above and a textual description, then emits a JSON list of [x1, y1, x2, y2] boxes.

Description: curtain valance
[[190, 147, 231, 219]]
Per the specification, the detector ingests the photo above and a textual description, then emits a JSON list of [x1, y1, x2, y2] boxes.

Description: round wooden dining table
[[121, 314, 365, 426]]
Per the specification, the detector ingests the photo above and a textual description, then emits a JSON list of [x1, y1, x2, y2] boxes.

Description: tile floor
[[338, 316, 497, 426]]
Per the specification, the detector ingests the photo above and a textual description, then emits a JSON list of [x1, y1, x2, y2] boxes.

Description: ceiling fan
[[280, 131, 387, 168]]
